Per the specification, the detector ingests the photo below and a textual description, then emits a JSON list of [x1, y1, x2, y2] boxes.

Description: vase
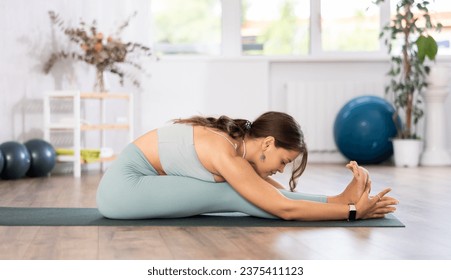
[[94, 68, 106, 93], [392, 139, 423, 167]]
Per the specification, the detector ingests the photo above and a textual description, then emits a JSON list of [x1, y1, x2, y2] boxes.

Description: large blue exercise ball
[[0, 141, 31, 180], [24, 139, 56, 177], [333, 95, 398, 164]]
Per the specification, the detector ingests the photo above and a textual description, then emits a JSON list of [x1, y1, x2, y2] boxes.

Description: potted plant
[[376, 0, 442, 167], [43, 11, 153, 92]]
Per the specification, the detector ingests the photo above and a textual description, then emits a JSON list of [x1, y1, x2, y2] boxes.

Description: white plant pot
[[392, 139, 423, 167]]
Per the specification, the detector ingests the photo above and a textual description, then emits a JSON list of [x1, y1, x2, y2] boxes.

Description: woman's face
[[251, 137, 300, 178]]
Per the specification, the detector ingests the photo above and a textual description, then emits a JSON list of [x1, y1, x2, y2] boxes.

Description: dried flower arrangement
[[43, 11, 153, 92]]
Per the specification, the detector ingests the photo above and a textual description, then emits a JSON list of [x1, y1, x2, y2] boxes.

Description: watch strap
[[348, 203, 357, 221]]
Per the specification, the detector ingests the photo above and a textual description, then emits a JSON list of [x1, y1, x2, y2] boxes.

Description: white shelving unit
[[43, 90, 134, 177]]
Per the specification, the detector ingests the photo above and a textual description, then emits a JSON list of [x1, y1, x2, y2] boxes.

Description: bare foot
[[341, 161, 370, 204]]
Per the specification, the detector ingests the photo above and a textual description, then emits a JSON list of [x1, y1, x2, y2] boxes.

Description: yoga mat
[[0, 207, 405, 227]]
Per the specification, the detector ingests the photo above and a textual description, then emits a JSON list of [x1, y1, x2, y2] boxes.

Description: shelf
[[80, 92, 130, 99], [48, 123, 130, 130], [57, 155, 117, 164], [47, 92, 130, 100], [47, 123, 77, 130], [81, 124, 130, 130], [44, 90, 134, 177]]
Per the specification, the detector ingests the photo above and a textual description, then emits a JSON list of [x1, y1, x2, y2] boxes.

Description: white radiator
[[284, 81, 384, 157]]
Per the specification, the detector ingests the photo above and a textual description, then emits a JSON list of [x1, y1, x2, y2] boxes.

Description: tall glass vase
[[94, 67, 106, 93]]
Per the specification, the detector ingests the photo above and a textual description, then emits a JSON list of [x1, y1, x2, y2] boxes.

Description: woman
[[96, 111, 398, 221]]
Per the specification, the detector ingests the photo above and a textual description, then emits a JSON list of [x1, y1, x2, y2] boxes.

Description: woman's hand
[[355, 181, 399, 220]]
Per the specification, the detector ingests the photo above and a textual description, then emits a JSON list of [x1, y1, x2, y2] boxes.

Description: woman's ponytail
[[174, 115, 251, 139]]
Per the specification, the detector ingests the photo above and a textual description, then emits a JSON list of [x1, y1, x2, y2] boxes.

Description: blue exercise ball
[[0, 141, 31, 180], [24, 139, 56, 177], [0, 150, 4, 175], [333, 95, 398, 164]]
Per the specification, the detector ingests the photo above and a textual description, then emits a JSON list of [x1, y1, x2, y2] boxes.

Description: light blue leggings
[[96, 143, 327, 219]]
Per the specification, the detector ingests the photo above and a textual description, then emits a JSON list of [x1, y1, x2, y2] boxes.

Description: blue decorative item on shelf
[[333, 95, 398, 164], [0, 141, 31, 180]]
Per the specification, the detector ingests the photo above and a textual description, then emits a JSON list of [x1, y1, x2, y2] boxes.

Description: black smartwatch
[[348, 203, 357, 221]]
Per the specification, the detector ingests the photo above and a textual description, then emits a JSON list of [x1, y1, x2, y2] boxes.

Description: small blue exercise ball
[[0, 141, 31, 180], [333, 95, 398, 164], [24, 139, 56, 177]]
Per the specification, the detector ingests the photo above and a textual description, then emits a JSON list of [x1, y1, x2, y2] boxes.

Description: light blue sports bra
[[158, 124, 216, 182]]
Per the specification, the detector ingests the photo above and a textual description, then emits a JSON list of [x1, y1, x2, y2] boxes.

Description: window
[[151, 0, 221, 55], [419, 0, 451, 55], [321, 0, 380, 52], [241, 0, 310, 55], [149, 0, 451, 57]]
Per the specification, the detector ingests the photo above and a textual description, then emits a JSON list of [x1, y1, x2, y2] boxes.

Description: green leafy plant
[[376, 0, 442, 139]]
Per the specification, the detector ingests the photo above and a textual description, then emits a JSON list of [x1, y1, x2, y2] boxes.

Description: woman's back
[[133, 124, 242, 182]]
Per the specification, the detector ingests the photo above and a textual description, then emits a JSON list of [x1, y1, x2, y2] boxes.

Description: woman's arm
[[212, 152, 357, 221], [265, 177, 286, 190]]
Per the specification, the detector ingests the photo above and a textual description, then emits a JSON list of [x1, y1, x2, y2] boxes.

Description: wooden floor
[[1, 163, 450, 260]]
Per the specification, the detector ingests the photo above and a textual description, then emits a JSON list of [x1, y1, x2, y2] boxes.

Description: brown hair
[[174, 111, 308, 191]]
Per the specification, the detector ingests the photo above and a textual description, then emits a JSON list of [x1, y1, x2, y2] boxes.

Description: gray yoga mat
[[0, 207, 405, 227]]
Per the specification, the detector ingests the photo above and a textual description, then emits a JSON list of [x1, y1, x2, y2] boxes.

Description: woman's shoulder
[[194, 126, 240, 156]]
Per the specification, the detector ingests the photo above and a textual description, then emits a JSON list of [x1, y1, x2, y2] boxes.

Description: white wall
[[140, 58, 269, 133]]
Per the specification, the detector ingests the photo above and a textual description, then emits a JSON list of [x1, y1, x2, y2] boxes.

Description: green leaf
[[416, 35, 438, 63], [417, 3, 428, 12]]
